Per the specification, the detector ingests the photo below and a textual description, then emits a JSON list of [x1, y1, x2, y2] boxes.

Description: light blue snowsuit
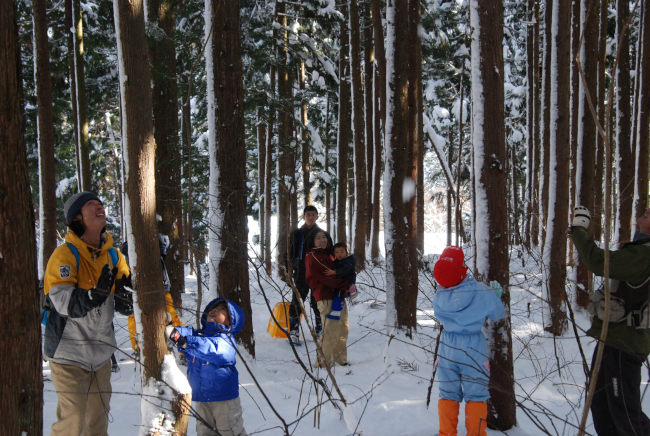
[[433, 275, 505, 402]]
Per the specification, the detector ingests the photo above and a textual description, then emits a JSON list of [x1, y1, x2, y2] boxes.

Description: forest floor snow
[[42, 246, 650, 435]]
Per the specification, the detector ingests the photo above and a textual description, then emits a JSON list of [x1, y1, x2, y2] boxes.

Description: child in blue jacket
[[166, 298, 247, 436], [432, 246, 505, 436]]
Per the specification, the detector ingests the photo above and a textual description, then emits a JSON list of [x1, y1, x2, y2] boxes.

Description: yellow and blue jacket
[[44, 231, 130, 371]]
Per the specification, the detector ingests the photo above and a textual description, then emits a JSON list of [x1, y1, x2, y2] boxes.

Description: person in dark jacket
[[166, 298, 247, 436], [305, 230, 350, 367], [44, 191, 133, 436], [287, 205, 323, 345], [569, 205, 650, 435]]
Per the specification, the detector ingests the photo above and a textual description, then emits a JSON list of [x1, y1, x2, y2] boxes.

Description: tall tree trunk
[[384, 0, 418, 335], [363, 2, 374, 243], [616, 0, 633, 243], [469, 0, 515, 429], [540, 0, 553, 250], [575, 0, 599, 308], [594, 0, 608, 241], [264, 66, 275, 275], [257, 107, 266, 260], [531, 0, 541, 247], [447, 131, 454, 246], [299, 60, 311, 207], [511, 146, 521, 245], [206, 0, 254, 356], [411, 0, 424, 256], [570, 0, 580, 221], [73, 0, 91, 191], [33, 0, 57, 280], [65, 0, 81, 190], [631, 1, 642, 223], [1, 2, 43, 432], [114, 0, 189, 431], [182, 101, 193, 274], [337, 1, 351, 244], [569, 0, 580, 236], [634, 0, 650, 215], [275, 1, 293, 271], [525, 0, 536, 248], [290, 171, 298, 232], [325, 93, 333, 232], [146, 0, 185, 311], [544, 0, 571, 336], [350, 0, 368, 268], [455, 73, 467, 246], [370, 0, 385, 262]]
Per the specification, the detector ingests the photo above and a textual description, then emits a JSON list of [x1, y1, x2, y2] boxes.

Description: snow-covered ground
[[42, 234, 650, 435]]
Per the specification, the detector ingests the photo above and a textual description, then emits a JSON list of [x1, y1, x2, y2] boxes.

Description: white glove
[[572, 206, 591, 229]]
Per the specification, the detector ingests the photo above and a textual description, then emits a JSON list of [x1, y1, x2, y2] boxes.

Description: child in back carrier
[[326, 242, 357, 298]]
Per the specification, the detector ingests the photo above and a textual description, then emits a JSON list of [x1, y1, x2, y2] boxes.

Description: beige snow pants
[[316, 299, 350, 367], [50, 360, 112, 436]]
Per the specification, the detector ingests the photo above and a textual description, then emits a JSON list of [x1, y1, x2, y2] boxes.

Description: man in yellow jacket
[[43, 192, 133, 436]]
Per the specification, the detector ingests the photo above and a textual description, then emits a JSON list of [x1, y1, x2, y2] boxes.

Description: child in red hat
[[432, 246, 505, 436]]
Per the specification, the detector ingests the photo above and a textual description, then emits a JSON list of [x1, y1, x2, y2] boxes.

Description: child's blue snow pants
[[436, 331, 490, 403]]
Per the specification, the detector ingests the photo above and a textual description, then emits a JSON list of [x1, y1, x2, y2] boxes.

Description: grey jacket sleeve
[[48, 283, 97, 318]]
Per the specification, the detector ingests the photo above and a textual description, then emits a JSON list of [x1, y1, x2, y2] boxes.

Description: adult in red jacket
[[305, 230, 350, 367]]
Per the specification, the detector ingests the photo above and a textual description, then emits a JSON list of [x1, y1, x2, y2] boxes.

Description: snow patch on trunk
[[470, 0, 489, 277], [161, 353, 191, 394], [205, 0, 221, 302], [383, 0, 397, 329]]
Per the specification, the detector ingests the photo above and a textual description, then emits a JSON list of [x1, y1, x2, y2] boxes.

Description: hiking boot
[[289, 315, 300, 333], [290, 329, 302, 346]]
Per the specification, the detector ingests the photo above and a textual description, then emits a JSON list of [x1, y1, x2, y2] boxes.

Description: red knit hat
[[440, 245, 465, 264], [433, 246, 468, 288]]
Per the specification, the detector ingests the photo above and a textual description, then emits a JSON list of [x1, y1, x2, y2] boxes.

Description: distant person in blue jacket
[[166, 298, 247, 436], [432, 246, 505, 436]]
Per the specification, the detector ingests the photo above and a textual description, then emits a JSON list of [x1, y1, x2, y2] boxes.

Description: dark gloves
[[326, 297, 345, 320], [114, 274, 134, 316], [165, 324, 187, 348], [89, 265, 116, 306]]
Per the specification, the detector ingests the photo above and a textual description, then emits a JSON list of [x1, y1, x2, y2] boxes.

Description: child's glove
[[326, 297, 345, 320], [490, 281, 503, 298], [165, 324, 187, 348], [572, 206, 591, 229]]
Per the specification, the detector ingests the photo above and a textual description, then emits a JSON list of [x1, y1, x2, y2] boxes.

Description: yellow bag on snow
[[267, 301, 294, 338]]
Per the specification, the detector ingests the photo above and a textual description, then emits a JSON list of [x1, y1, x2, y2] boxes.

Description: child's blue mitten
[[326, 297, 345, 320], [490, 280, 503, 298]]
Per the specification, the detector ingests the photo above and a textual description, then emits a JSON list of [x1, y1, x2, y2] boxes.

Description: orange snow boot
[[438, 398, 460, 436], [465, 401, 488, 436]]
